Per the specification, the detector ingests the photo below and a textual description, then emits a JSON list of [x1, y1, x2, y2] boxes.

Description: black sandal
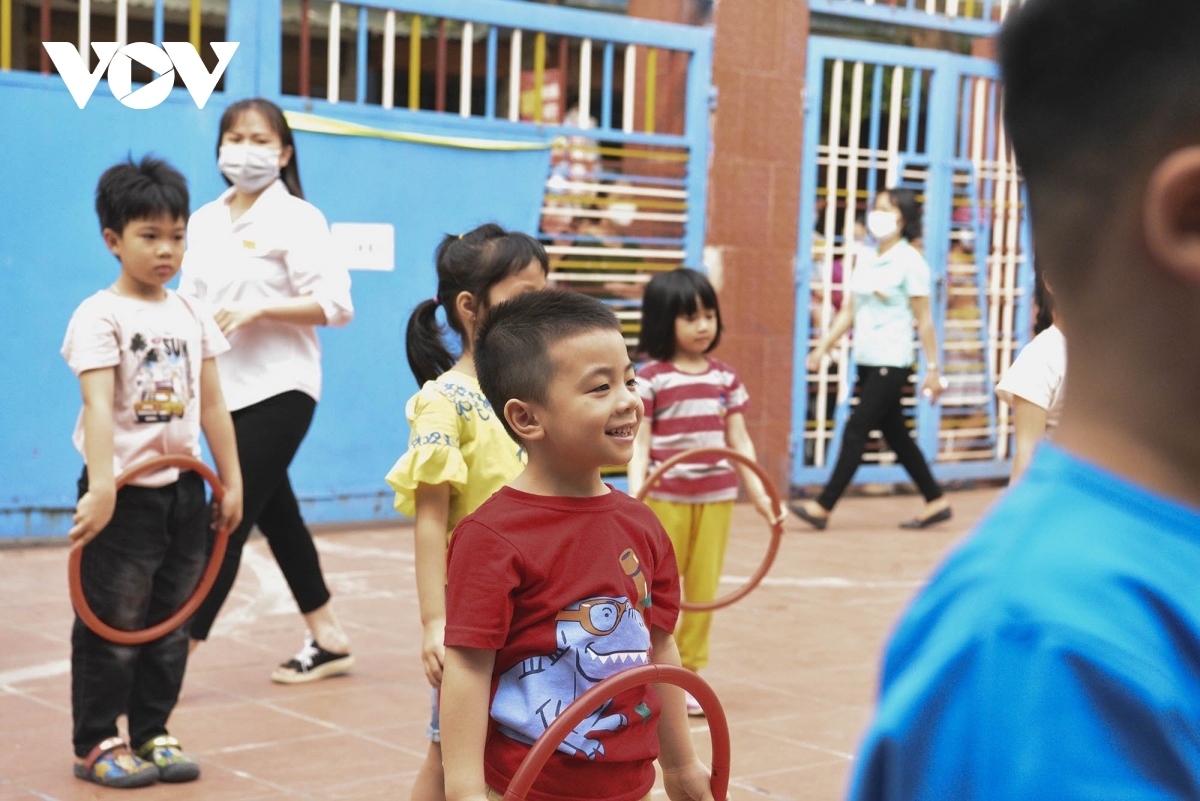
[[899, 507, 952, 529], [790, 502, 829, 531]]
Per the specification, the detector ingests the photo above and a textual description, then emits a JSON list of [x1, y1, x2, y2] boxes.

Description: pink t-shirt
[[636, 358, 750, 503], [445, 486, 680, 801], [61, 289, 229, 487]]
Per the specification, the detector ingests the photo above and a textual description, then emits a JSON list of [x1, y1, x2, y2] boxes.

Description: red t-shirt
[[445, 486, 681, 801]]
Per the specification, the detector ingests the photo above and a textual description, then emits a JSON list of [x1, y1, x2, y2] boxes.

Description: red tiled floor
[[0, 488, 1001, 799]]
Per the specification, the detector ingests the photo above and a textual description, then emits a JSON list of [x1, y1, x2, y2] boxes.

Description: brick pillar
[[630, 0, 809, 493], [710, 3, 808, 494]]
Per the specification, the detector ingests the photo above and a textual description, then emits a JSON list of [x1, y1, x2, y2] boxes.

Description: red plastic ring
[[636, 447, 784, 612], [68, 454, 229, 645], [503, 664, 730, 801]]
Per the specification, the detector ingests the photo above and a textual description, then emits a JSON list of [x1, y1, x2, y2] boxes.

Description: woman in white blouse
[[181, 98, 355, 683], [792, 188, 951, 530]]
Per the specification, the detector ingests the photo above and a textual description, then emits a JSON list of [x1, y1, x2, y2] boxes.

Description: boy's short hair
[[475, 289, 622, 441], [999, 0, 1200, 291], [95, 155, 190, 234]]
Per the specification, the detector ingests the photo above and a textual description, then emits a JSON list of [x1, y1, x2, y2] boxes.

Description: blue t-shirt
[[848, 443, 1200, 800]]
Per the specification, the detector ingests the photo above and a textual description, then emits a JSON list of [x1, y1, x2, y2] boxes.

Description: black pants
[[72, 470, 206, 757], [189, 390, 331, 641], [817, 365, 943, 511]]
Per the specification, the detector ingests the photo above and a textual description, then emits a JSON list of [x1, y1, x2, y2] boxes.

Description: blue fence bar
[[356, 5, 368, 104], [809, 0, 1023, 37]]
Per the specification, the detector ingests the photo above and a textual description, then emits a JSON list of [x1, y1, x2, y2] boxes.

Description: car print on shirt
[[129, 332, 193, 424], [134, 387, 185, 422]]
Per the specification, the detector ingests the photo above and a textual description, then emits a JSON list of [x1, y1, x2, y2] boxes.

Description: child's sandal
[[74, 736, 159, 788], [136, 734, 201, 783]]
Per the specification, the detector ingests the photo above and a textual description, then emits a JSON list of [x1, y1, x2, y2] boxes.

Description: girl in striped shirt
[[629, 268, 783, 714]]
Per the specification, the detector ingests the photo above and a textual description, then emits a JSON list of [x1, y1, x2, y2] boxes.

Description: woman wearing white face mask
[[180, 98, 356, 682], [792, 188, 951, 530]]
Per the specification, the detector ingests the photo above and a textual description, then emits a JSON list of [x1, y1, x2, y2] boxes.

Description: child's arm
[[651, 628, 715, 801], [628, 420, 653, 497], [199, 357, 244, 535], [69, 368, 117, 552], [441, 645, 497, 801], [413, 482, 451, 686], [725, 412, 785, 525]]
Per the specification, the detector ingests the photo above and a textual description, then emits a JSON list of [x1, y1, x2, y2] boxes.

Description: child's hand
[[69, 488, 116, 552], [663, 759, 715, 801], [423, 617, 447, 687], [752, 492, 788, 527], [212, 484, 243, 535]]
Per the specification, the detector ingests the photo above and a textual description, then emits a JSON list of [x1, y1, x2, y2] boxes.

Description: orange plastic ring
[[68, 454, 229, 645], [636, 446, 783, 612], [503, 664, 730, 801]]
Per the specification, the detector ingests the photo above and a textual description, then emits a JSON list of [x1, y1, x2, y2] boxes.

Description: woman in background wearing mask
[[791, 187, 951, 530], [180, 98, 356, 682]]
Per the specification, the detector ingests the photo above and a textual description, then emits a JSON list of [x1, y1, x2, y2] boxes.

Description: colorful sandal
[[74, 736, 159, 788], [136, 735, 200, 783]]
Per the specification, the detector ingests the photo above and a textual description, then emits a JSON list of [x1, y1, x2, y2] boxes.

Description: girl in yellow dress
[[385, 224, 547, 800]]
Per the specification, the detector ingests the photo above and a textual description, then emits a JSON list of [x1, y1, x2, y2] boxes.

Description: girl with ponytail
[[384, 223, 547, 800]]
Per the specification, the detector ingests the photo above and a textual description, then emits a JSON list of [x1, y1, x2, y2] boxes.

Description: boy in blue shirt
[[849, 1, 1200, 798]]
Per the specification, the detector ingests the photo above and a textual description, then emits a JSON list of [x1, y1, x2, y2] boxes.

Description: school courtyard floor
[[0, 486, 1004, 800]]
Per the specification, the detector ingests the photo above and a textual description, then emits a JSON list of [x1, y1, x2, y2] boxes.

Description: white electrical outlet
[[331, 222, 395, 272]]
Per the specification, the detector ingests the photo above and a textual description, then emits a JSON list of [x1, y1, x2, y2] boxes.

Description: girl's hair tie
[[457, 233, 464, 240], [432, 296, 441, 307]]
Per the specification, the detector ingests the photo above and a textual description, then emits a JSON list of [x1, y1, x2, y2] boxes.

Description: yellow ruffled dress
[[384, 371, 526, 539]]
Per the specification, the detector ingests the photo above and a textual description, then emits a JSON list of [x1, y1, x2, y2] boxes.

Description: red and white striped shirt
[[636, 358, 750, 504]]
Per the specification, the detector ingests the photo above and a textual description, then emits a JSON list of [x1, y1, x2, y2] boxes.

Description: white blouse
[[997, 324, 1067, 429], [180, 180, 353, 411]]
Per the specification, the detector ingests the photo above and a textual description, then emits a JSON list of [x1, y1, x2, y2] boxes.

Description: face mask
[[218, 143, 282, 193], [867, 209, 900, 241]]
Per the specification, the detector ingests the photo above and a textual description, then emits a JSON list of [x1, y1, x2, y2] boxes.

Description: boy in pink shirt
[[62, 156, 242, 788]]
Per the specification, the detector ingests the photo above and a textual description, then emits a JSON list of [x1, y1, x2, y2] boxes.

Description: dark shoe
[[790, 502, 829, 531], [899, 507, 953, 529], [136, 735, 200, 783], [271, 631, 355, 684], [74, 737, 159, 788]]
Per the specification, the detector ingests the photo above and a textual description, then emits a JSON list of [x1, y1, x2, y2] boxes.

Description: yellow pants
[[644, 498, 733, 672]]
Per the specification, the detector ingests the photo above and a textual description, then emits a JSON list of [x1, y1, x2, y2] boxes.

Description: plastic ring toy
[[636, 446, 784, 612], [68, 454, 229, 645], [503, 664, 730, 801]]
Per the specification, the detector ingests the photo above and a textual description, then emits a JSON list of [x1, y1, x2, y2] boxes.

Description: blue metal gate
[[791, 34, 1034, 488]]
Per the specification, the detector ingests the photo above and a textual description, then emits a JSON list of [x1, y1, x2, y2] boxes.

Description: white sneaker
[[684, 690, 705, 717]]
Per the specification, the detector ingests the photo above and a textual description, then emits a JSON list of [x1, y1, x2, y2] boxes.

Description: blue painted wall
[[0, 74, 552, 538]]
